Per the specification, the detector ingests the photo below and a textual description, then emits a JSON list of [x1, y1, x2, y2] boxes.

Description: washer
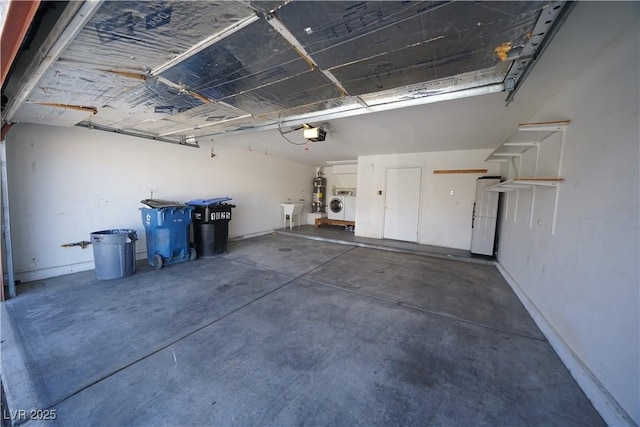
[[328, 196, 345, 220]]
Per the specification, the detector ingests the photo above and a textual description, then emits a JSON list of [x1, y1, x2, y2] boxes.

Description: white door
[[384, 167, 421, 242]]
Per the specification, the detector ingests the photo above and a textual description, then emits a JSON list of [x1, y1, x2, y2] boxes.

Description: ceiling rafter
[[1, 1, 572, 147]]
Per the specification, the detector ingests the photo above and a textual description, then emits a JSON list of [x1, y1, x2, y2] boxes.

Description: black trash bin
[[187, 198, 235, 258]]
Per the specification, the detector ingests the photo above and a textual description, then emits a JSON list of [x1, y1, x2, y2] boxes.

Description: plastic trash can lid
[[140, 199, 186, 208], [90, 229, 138, 243], [91, 229, 137, 235], [186, 197, 232, 206]]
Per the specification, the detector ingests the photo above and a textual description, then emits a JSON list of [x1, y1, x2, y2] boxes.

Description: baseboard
[[231, 230, 275, 241], [14, 251, 149, 283], [12, 233, 274, 283], [14, 260, 95, 283], [496, 263, 637, 427]]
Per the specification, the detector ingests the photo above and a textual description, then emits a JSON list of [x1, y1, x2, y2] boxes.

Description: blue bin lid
[[140, 199, 186, 208], [186, 197, 232, 206]]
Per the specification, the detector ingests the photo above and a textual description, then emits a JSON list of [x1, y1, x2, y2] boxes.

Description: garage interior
[[0, 1, 638, 426]]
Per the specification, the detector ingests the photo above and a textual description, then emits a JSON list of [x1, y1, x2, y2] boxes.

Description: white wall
[[321, 165, 358, 196], [497, 5, 639, 425], [5, 124, 315, 282], [356, 150, 500, 249]]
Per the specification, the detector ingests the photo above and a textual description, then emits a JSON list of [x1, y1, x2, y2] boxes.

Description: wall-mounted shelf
[[486, 120, 570, 168], [486, 178, 564, 192], [433, 169, 488, 174], [486, 120, 570, 235]]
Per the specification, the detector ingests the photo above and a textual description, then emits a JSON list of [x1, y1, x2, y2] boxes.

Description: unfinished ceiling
[[1, 1, 571, 149]]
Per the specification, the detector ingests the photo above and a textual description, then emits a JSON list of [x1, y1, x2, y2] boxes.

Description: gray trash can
[[90, 229, 138, 280]]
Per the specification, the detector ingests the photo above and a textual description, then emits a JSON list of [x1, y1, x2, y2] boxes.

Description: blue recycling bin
[[140, 203, 196, 269]]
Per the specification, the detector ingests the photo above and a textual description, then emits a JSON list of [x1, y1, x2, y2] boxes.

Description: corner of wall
[[496, 262, 638, 427]]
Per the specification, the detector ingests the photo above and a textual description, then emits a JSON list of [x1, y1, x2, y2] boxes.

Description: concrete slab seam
[[223, 244, 358, 277], [33, 281, 297, 412], [33, 247, 361, 413], [275, 230, 496, 266], [302, 277, 548, 343]]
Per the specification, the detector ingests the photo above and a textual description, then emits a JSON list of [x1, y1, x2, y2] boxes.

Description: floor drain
[[278, 248, 292, 252]]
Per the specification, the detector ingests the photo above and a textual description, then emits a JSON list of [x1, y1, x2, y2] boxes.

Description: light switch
[[449, 190, 455, 196], [378, 190, 383, 195]]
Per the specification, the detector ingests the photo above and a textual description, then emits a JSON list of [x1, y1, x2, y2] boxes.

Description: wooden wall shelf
[[433, 169, 488, 174]]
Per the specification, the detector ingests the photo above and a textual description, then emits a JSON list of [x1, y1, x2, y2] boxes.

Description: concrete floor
[[1, 231, 603, 426], [277, 225, 476, 262]]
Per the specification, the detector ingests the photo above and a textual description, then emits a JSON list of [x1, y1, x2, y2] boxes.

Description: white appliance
[[343, 196, 356, 222], [328, 196, 345, 220], [328, 188, 357, 221], [470, 176, 501, 256]]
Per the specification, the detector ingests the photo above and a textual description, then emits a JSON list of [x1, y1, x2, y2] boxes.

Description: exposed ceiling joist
[[1, 1, 572, 147]]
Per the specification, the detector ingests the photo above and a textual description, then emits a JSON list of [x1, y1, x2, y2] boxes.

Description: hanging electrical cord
[[277, 121, 307, 145]]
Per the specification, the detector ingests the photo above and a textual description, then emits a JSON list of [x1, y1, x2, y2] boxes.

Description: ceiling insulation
[[2, 0, 571, 146]]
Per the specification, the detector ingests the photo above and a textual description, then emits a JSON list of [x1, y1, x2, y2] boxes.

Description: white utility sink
[[282, 203, 304, 229]]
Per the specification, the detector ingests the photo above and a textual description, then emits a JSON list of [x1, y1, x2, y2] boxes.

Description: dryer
[[328, 196, 345, 220], [343, 196, 356, 222]]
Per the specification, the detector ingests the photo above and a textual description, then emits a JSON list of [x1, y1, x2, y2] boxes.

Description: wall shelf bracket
[[486, 120, 569, 234]]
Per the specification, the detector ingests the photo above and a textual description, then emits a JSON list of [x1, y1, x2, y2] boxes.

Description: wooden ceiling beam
[[1, 0, 41, 87]]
